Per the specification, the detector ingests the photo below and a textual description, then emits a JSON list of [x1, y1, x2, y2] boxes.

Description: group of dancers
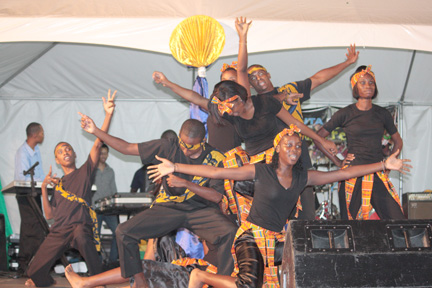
[[25, 17, 412, 288]]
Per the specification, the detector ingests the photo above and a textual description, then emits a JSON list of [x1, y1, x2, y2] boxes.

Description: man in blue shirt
[[14, 122, 45, 181], [14, 122, 46, 277]]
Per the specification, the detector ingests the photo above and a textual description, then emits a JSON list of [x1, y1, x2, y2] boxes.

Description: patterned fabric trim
[[344, 169, 402, 220], [231, 221, 284, 288], [278, 83, 304, 123], [154, 150, 225, 204], [55, 179, 100, 251]]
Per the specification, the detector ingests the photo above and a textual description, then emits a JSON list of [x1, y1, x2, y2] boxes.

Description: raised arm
[[310, 44, 359, 91], [88, 89, 117, 165], [40, 166, 58, 220], [235, 17, 252, 96], [148, 155, 256, 182], [79, 92, 139, 156], [153, 71, 209, 110], [276, 109, 337, 155], [307, 150, 412, 186]]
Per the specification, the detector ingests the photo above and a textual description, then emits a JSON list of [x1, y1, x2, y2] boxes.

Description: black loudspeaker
[[281, 219, 432, 288], [0, 214, 8, 271], [403, 192, 432, 219]]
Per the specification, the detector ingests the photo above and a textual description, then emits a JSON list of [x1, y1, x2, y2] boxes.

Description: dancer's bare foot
[[188, 269, 205, 288], [65, 264, 87, 288], [25, 279, 35, 287]]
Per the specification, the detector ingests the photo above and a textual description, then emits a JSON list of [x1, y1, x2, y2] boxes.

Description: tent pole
[[398, 50, 416, 199]]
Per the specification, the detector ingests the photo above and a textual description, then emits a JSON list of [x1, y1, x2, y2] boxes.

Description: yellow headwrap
[[221, 61, 238, 72], [178, 137, 205, 151], [248, 66, 267, 75], [273, 124, 301, 148], [211, 95, 240, 115], [350, 65, 376, 89]]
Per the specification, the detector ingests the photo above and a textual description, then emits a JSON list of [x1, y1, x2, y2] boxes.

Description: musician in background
[[13, 122, 45, 277], [92, 143, 119, 266]]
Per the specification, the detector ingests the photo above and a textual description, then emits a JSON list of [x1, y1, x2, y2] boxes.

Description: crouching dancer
[[78, 115, 238, 288], [25, 90, 116, 287]]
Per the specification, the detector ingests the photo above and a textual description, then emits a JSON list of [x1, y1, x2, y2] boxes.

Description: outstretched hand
[[284, 92, 304, 105], [148, 155, 175, 182], [152, 71, 168, 86], [235, 17, 252, 38], [103, 89, 117, 114], [346, 44, 359, 65], [384, 149, 412, 174], [78, 112, 96, 134], [42, 166, 59, 189]]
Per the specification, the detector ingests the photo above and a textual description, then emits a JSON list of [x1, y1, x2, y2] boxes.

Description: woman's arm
[[315, 127, 344, 167], [306, 150, 412, 186], [235, 17, 252, 97], [276, 109, 337, 155], [148, 155, 256, 182], [153, 71, 209, 110], [389, 132, 403, 157]]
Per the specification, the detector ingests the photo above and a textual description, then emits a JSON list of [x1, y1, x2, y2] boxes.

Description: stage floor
[[0, 272, 129, 288]]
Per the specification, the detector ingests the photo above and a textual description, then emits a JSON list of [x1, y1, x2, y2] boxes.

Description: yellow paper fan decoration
[[170, 15, 225, 68]]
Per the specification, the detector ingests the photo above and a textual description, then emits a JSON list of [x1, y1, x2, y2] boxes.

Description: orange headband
[[248, 66, 267, 75], [273, 124, 301, 147], [221, 61, 238, 73], [211, 95, 240, 115], [350, 65, 376, 89]]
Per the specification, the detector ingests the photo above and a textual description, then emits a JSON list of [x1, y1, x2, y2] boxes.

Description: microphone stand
[[22, 163, 70, 268]]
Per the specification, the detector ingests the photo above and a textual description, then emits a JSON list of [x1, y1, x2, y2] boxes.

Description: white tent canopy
[[1, 0, 432, 232]]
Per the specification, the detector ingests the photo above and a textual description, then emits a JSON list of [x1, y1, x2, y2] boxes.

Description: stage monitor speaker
[[403, 192, 432, 219], [281, 219, 432, 288], [0, 214, 8, 271]]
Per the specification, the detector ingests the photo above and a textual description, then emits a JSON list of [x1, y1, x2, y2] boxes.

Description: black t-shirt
[[323, 104, 398, 165], [50, 156, 96, 231], [259, 79, 313, 169], [223, 95, 283, 156], [207, 116, 242, 153], [138, 138, 225, 209], [247, 163, 308, 232]]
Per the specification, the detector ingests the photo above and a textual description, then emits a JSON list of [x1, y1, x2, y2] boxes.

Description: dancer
[[25, 90, 116, 287], [245, 45, 359, 219], [152, 17, 254, 153], [149, 125, 411, 288], [65, 232, 217, 288], [78, 116, 237, 288], [317, 65, 405, 220]]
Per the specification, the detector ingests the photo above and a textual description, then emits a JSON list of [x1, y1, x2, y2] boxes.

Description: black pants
[[27, 224, 102, 287], [339, 173, 405, 220], [116, 203, 237, 278], [16, 194, 46, 273], [234, 230, 285, 288]]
